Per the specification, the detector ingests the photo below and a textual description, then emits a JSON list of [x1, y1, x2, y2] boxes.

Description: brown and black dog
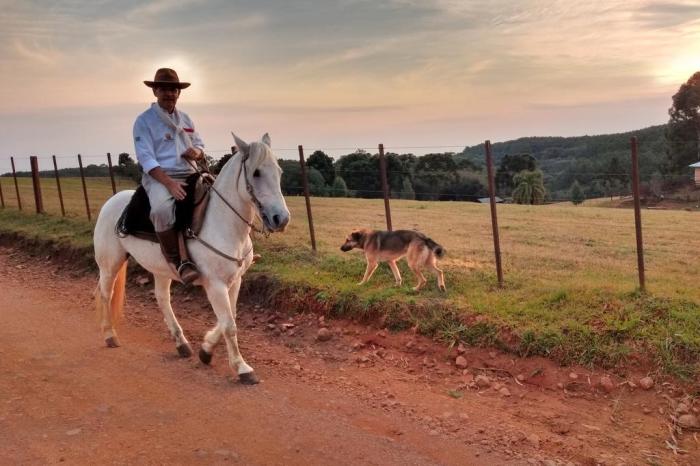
[[340, 229, 446, 291]]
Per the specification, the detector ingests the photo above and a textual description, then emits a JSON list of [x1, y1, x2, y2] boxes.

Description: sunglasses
[[155, 86, 180, 93]]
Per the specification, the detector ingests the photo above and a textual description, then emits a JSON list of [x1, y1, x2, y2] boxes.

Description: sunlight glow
[[147, 56, 206, 102], [655, 52, 700, 86]]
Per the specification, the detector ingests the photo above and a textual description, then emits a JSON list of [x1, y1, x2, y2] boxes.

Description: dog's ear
[[351, 231, 362, 241]]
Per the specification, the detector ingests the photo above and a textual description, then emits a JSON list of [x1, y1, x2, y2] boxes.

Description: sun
[[147, 56, 206, 102], [655, 53, 700, 86]]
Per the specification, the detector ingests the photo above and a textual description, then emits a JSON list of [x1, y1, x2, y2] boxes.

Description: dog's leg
[[387, 260, 402, 286], [430, 259, 446, 292], [409, 264, 427, 291], [359, 259, 379, 285]]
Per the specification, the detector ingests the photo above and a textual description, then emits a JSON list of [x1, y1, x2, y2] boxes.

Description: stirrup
[[177, 260, 200, 284]]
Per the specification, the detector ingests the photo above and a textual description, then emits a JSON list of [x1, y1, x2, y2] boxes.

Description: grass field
[[2, 176, 699, 377]]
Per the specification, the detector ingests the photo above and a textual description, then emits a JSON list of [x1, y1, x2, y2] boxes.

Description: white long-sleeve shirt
[[133, 104, 205, 175]]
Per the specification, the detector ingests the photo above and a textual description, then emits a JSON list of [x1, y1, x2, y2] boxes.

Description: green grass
[[2, 177, 700, 377]]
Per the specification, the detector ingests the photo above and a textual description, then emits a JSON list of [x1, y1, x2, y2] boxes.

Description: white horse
[[93, 133, 289, 384]]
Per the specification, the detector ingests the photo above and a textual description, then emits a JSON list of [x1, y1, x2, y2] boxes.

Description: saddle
[[117, 172, 213, 242]]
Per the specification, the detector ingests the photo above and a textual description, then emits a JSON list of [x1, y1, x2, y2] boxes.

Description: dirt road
[[0, 246, 697, 465]]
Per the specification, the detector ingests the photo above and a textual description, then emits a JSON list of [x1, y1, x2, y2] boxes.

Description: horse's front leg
[[202, 279, 257, 384], [198, 277, 241, 364], [153, 275, 192, 357]]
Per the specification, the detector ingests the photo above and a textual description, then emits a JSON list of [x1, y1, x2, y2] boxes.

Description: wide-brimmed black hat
[[144, 68, 191, 89]]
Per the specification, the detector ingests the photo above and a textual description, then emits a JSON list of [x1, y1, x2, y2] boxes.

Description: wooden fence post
[[29, 156, 44, 214], [77, 154, 91, 221], [10, 156, 22, 211], [485, 140, 504, 287], [52, 155, 65, 217], [0, 175, 4, 208], [297, 145, 317, 252], [107, 152, 117, 194], [630, 136, 645, 291], [378, 143, 392, 231]]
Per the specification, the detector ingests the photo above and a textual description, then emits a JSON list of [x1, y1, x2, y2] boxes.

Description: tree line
[[4, 71, 698, 205]]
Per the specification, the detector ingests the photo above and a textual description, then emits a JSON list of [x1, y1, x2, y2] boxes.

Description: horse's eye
[[253, 169, 260, 177]]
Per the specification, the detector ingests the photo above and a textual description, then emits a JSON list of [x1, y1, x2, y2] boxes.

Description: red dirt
[[1, 245, 698, 465]]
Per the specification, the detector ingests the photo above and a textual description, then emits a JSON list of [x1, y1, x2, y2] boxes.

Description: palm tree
[[512, 170, 546, 204]]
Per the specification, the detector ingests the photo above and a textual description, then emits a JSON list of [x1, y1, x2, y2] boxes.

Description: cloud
[[635, 1, 700, 28], [11, 39, 61, 65]]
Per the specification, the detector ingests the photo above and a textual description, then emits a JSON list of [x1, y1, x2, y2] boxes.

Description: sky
[[1, 0, 699, 174]]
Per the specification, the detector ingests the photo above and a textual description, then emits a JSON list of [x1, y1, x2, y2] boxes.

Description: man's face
[[154, 86, 180, 112]]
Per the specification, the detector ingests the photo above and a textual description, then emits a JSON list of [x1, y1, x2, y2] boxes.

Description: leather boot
[[156, 229, 200, 284]]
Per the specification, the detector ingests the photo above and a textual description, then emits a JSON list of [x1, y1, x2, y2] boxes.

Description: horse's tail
[[95, 261, 127, 332]]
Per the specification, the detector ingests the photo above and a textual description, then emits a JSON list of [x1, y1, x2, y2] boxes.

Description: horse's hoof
[[239, 371, 259, 385], [199, 348, 212, 365], [177, 343, 193, 358], [105, 336, 120, 348]]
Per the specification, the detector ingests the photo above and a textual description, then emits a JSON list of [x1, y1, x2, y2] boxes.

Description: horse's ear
[[231, 132, 249, 154], [261, 133, 271, 147]]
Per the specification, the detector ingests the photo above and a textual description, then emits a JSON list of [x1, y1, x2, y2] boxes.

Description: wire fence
[[1, 137, 699, 295]]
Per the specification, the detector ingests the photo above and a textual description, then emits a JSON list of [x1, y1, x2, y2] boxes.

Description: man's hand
[[166, 179, 188, 200], [148, 166, 188, 200], [182, 147, 203, 161]]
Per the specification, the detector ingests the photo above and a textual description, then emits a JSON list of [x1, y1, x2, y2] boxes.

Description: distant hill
[[455, 125, 668, 199]]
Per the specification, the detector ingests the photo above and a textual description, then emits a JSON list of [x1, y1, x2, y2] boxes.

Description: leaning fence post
[[77, 154, 91, 221], [297, 145, 317, 252], [630, 136, 645, 291], [485, 140, 504, 287], [378, 143, 392, 231], [29, 156, 44, 214], [10, 156, 22, 210], [52, 155, 65, 217], [106, 152, 117, 195]]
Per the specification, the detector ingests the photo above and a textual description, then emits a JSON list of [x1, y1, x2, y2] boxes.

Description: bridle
[[183, 147, 272, 266], [186, 149, 269, 236]]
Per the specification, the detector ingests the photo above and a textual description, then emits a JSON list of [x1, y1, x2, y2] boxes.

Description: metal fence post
[[77, 153, 91, 220], [52, 155, 65, 217], [378, 143, 392, 231], [298, 145, 317, 252], [485, 140, 504, 287], [10, 156, 22, 210], [630, 136, 645, 291], [107, 152, 117, 194], [29, 156, 44, 214]]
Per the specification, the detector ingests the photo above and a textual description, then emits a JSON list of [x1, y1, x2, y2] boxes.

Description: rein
[[185, 155, 268, 236], [182, 152, 268, 265]]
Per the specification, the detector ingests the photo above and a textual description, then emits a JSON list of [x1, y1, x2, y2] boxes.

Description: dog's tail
[[424, 237, 445, 258]]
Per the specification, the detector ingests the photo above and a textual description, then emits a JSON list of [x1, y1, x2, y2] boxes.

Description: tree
[[330, 176, 349, 197], [307, 167, 327, 196], [570, 180, 585, 205], [512, 170, 546, 205], [279, 159, 302, 195], [117, 152, 141, 183], [211, 152, 235, 174], [495, 154, 536, 195], [395, 176, 415, 200], [118, 152, 134, 167], [335, 150, 379, 198], [412, 153, 459, 200], [307, 150, 335, 185], [665, 71, 700, 174]]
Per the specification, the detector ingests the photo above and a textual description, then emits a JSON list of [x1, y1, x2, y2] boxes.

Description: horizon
[[2, 1, 699, 174]]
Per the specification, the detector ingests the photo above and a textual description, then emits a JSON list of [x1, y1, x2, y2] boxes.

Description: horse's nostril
[[273, 214, 280, 226]]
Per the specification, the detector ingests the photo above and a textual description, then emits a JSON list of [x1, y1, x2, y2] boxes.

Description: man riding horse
[[133, 68, 203, 283]]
